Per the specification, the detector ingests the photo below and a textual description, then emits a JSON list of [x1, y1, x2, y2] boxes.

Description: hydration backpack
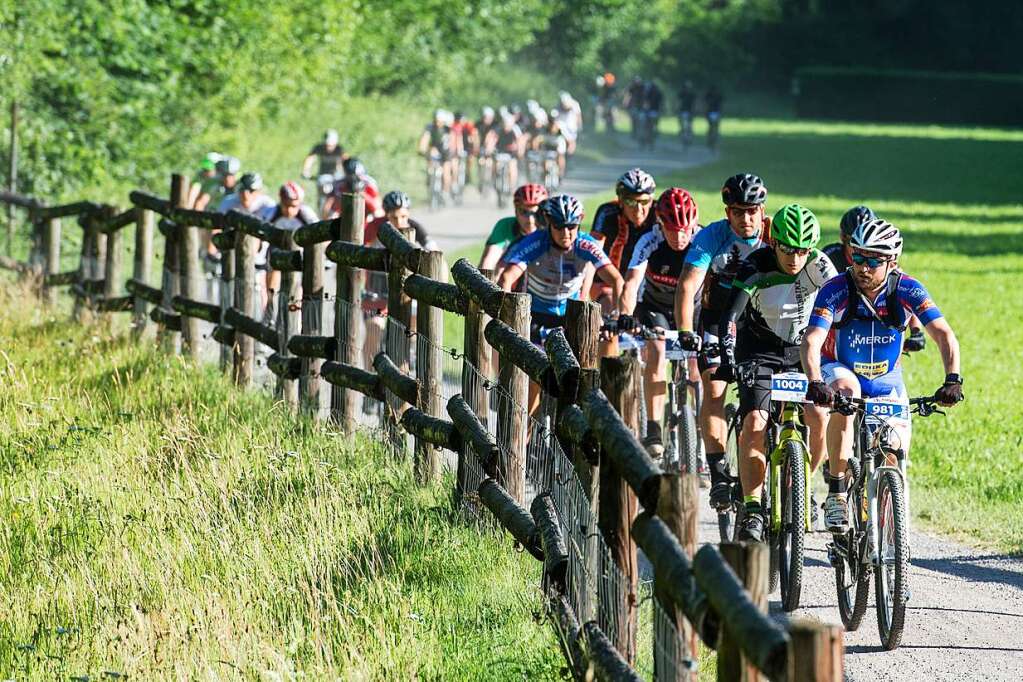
[[833, 269, 907, 331]]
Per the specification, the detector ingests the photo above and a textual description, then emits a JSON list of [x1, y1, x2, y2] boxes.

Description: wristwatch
[[944, 373, 963, 385]]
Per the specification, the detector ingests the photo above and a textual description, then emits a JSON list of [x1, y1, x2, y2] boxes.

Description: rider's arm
[[800, 326, 828, 382], [479, 245, 505, 270], [417, 130, 430, 155], [674, 263, 705, 332], [497, 263, 525, 292], [595, 264, 624, 309], [619, 267, 644, 315], [717, 286, 750, 366], [301, 153, 317, 178], [923, 317, 960, 375]]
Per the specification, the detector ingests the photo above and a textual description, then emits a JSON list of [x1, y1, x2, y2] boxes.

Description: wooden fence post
[[459, 267, 494, 502], [300, 239, 326, 418], [132, 209, 153, 338], [415, 249, 445, 484], [333, 192, 365, 430], [599, 354, 642, 664], [102, 224, 122, 323], [219, 230, 235, 370], [277, 234, 301, 412], [787, 619, 843, 682], [42, 218, 60, 306], [73, 219, 94, 321], [177, 172, 202, 359], [160, 176, 184, 352], [496, 292, 530, 504], [233, 228, 257, 385], [654, 473, 700, 681], [384, 225, 415, 453], [718, 542, 770, 682]]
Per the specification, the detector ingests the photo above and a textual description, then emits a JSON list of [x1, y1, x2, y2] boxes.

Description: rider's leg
[[508, 158, 518, 188], [738, 408, 769, 501], [642, 338, 668, 451], [442, 159, 453, 193], [700, 369, 728, 452], [804, 403, 829, 474], [823, 364, 860, 531]]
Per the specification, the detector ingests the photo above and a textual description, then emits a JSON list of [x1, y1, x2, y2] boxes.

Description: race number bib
[[864, 396, 910, 423], [771, 372, 808, 402]]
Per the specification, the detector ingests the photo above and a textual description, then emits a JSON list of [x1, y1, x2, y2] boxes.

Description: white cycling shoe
[[824, 492, 850, 534]]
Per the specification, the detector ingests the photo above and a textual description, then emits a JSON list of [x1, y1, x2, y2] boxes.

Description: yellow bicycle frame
[[769, 401, 812, 533]]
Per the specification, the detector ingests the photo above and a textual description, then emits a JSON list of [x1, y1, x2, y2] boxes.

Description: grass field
[[0, 286, 562, 678]]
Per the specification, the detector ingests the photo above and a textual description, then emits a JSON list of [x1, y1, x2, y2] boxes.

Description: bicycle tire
[[717, 402, 740, 542], [766, 446, 781, 594], [779, 440, 807, 611], [679, 404, 699, 476], [835, 477, 870, 631], [875, 468, 909, 650]]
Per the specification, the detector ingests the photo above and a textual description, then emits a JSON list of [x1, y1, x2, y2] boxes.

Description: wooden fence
[[1, 175, 844, 682]]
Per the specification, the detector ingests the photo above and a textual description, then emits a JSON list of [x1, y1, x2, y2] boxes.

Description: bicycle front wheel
[[835, 476, 870, 631], [876, 468, 910, 650], [678, 404, 699, 476], [779, 440, 807, 612]]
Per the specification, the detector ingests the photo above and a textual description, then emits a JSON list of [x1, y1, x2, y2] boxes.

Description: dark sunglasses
[[622, 196, 653, 208], [517, 207, 540, 217], [776, 243, 810, 256], [550, 223, 580, 231], [851, 252, 890, 268]]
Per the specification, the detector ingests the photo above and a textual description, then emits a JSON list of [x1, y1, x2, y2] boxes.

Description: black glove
[[935, 375, 964, 405], [714, 362, 736, 383], [679, 331, 701, 351], [903, 329, 926, 353], [617, 314, 638, 334], [806, 380, 835, 407]]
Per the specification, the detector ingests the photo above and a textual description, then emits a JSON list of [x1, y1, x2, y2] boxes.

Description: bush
[[794, 67, 1023, 127]]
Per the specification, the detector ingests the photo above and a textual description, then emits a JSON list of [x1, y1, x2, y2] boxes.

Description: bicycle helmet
[[481, 106, 495, 118], [215, 156, 241, 177], [514, 183, 548, 207], [770, 203, 820, 249], [200, 151, 222, 172], [324, 129, 339, 145], [238, 172, 263, 192], [343, 157, 365, 178], [279, 181, 304, 202], [616, 168, 656, 197], [655, 188, 699, 237], [850, 218, 903, 258], [839, 205, 876, 238], [383, 190, 411, 212], [541, 194, 585, 228], [721, 173, 767, 206]]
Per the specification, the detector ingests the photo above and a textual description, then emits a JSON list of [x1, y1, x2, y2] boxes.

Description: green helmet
[[199, 151, 222, 173], [770, 203, 820, 249]]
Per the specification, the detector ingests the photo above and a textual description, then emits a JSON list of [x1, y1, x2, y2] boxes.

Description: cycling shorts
[[635, 302, 674, 331], [530, 311, 566, 345], [430, 147, 451, 163], [822, 362, 907, 401], [735, 340, 802, 421]]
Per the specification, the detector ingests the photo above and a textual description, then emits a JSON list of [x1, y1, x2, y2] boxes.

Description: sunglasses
[[550, 223, 580, 231], [622, 196, 653, 208], [517, 207, 540, 217], [851, 252, 890, 268], [776, 243, 810, 256]]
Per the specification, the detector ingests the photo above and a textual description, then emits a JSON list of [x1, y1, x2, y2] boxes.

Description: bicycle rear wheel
[[779, 440, 807, 612], [876, 468, 910, 650], [717, 402, 740, 542], [835, 474, 870, 631]]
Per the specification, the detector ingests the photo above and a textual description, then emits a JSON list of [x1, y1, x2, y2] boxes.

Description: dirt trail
[[697, 490, 1023, 680]]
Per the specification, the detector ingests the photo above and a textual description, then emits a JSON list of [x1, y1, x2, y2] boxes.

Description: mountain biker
[[498, 194, 624, 412], [479, 183, 548, 271], [301, 129, 348, 193], [624, 76, 645, 138], [590, 168, 658, 314], [476, 106, 498, 185], [259, 181, 319, 312], [557, 91, 583, 155], [484, 115, 525, 190], [196, 156, 241, 212], [617, 188, 701, 458], [528, 112, 567, 180], [801, 218, 963, 533], [705, 86, 723, 148], [713, 204, 837, 541], [824, 205, 928, 352], [189, 152, 223, 209], [596, 72, 617, 132], [674, 173, 770, 508], [322, 157, 382, 222], [418, 109, 459, 197], [677, 81, 696, 142], [217, 172, 277, 311], [452, 112, 479, 183], [640, 80, 664, 146]]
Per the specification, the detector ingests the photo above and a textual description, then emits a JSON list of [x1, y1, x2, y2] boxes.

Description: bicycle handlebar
[[831, 393, 944, 417]]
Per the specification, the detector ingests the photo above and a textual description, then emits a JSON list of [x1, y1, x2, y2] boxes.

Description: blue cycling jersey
[[808, 271, 942, 382], [503, 230, 610, 316], [684, 218, 766, 273]]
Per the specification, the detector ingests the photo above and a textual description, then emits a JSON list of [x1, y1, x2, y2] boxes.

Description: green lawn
[[0, 287, 562, 679]]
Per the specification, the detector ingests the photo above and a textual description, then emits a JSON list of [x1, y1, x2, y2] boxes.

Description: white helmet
[[324, 129, 339, 145], [481, 106, 495, 118], [526, 99, 540, 112], [559, 90, 572, 104], [850, 218, 903, 258]]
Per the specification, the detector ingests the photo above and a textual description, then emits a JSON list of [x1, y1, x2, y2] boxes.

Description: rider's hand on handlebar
[[617, 314, 638, 334], [934, 376, 964, 406], [679, 330, 701, 352], [806, 380, 835, 407]]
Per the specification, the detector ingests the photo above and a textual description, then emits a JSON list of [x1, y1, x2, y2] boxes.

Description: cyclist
[[484, 114, 525, 190], [801, 218, 963, 533], [498, 194, 624, 412], [322, 157, 382, 222], [624, 76, 645, 138], [596, 72, 617, 132], [216, 172, 276, 311], [590, 168, 658, 313], [189, 152, 223, 208], [418, 109, 459, 197], [527, 112, 567, 181], [196, 156, 241, 211], [705, 86, 723, 149], [302, 129, 348, 201], [479, 183, 548, 271], [476, 106, 498, 187], [673, 173, 770, 509], [640, 80, 664, 147], [713, 204, 837, 541], [452, 112, 478, 184], [557, 91, 583, 155], [677, 81, 696, 142], [617, 188, 701, 457], [824, 205, 927, 352], [260, 181, 319, 310]]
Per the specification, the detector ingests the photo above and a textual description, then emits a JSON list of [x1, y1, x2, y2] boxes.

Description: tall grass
[[0, 287, 562, 678]]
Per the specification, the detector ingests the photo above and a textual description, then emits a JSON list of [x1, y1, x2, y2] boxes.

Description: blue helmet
[[541, 194, 585, 228]]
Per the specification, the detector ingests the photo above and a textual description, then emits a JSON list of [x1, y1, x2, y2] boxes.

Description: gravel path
[[696, 489, 1023, 680]]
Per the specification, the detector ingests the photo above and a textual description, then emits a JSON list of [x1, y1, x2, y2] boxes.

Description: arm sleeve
[[683, 227, 715, 271], [718, 287, 750, 363], [576, 236, 612, 269]]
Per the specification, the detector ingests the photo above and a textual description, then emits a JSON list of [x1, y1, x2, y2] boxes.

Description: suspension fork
[[770, 403, 812, 532]]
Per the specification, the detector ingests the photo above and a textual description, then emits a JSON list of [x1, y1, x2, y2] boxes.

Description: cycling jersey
[[309, 142, 345, 176], [808, 271, 942, 388], [627, 224, 696, 314], [493, 125, 522, 153], [591, 200, 657, 273], [822, 242, 850, 273], [259, 204, 318, 232], [503, 230, 610, 316], [720, 246, 837, 349], [476, 118, 496, 145], [363, 217, 432, 313], [364, 216, 431, 250], [684, 218, 768, 313], [334, 175, 381, 218], [425, 123, 454, 155], [486, 216, 525, 251]]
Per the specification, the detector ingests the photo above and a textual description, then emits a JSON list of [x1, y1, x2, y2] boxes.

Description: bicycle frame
[[768, 401, 812, 534], [856, 414, 908, 566]]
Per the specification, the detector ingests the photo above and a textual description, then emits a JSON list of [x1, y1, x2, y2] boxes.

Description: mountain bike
[[706, 111, 721, 152], [543, 150, 561, 193], [476, 151, 493, 198], [827, 394, 942, 650], [659, 330, 701, 476], [451, 151, 467, 207], [525, 149, 543, 184], [679, 110, 694, 150], [426, 152, 445, 211], [494, 153, 514, 209]]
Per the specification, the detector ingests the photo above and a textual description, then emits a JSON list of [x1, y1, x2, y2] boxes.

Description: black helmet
[[238, 172, 263, 192], [839, 205, 876, 238], [343, 157, 365, 178], [383, 190, 411, 212], [721, 173, 767, 206], [616, 168, 656, 196]]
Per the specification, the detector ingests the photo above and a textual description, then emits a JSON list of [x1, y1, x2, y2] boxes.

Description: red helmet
[[656, 187, 698, 237], [514, 183, 548, 207], [279, 181, 305, 203]]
